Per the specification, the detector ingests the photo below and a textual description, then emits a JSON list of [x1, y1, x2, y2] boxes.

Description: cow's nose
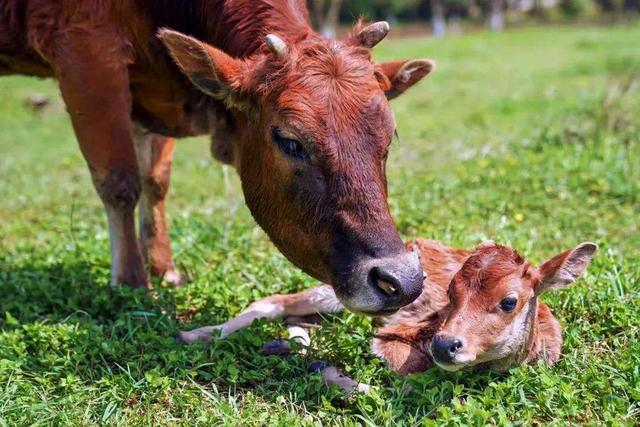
[[367, 250, 423, 311], [431, 335, 464, 364], [332, 248, 424, 315]]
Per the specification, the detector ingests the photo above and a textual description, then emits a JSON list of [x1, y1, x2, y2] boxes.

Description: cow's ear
[[372, 322, 430, 376], [158, 29, 247, 101], [378, 59, 435, 100], [536, 242, 598, 295]]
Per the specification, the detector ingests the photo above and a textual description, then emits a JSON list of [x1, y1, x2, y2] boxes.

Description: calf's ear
[[377, 59, 435, 100], [536, 242, 598, 295], [158, 29, 248, 104]]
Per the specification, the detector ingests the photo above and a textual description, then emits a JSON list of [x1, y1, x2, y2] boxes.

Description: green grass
[[1, 25, 639, 425]]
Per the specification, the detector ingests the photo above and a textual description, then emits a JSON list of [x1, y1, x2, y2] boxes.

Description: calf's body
[[178, 239, 596, 376]]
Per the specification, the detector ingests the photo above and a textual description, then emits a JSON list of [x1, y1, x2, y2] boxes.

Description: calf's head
[[431, 241, 597, 371], [159, 23, 434, 314]]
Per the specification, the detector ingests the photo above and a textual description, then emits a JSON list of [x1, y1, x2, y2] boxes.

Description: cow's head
[[159, 22, 434, 315], [431, 242, 597, 371]]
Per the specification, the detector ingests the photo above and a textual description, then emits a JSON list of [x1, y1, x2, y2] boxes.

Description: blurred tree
[[475, 0, 506, 31], [559, 0, 589, 17], [593, 0, 624, 11], [320, 0, 639, 36], [487, 0, 505, 30], [340, 0, 449, 38], [528, 0, 548, 19], [308, 0, 344, 37], [624, 0, 640, 12], [431, 0, 447, 37], [385, 0, 425, 21], [340, 0, 424, 22]]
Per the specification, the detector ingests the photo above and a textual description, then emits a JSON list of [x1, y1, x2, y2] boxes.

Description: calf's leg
[[134, 129, 182, 286], [177, 285, 374, 394], [176, 284, 343, 344]]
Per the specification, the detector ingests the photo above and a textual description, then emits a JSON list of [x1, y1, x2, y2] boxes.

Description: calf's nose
[[431, 335, 464, 364]]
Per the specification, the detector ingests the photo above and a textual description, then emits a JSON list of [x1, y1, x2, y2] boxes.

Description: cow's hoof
[[164, 269, 184, 288]]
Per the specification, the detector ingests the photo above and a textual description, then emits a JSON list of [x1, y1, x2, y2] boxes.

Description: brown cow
[[0, 1, 434, 314], [177, 240, 597, 377]]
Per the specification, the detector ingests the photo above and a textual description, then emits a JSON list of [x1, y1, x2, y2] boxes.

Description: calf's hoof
[[173, 334, 187, 345], [173, 331, 194, 345], [173, 330, 211, 345]]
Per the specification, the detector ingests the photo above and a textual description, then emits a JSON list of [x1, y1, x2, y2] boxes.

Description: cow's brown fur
[[0, 1, 433, 310]]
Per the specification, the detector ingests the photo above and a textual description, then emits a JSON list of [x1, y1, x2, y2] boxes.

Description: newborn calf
[[177, 240, 596, 376]]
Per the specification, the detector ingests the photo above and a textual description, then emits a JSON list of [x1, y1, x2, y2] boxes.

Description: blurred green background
[[311, 0, 640, 37]]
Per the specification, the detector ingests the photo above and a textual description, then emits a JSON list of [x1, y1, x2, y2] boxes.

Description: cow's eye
[[271, 127, 309, 161], [499, 297, 517, 313]]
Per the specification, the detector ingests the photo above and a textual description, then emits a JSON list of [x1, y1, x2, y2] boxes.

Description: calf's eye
[[271, 127, 309, 161], [499, 297, 518, 312]]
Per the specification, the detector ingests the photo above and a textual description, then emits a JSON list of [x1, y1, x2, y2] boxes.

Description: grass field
[[1, 25, 639, 425]]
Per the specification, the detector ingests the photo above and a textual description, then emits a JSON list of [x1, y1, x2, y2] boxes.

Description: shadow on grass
[[0, 255, 173, 324], [0, 253, 508, 416]]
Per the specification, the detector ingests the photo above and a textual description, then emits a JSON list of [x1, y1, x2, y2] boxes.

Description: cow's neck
[[149, 0, 314, 57]]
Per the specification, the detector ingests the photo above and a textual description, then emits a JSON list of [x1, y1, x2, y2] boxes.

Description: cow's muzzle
[[333, 249, 424, 316]]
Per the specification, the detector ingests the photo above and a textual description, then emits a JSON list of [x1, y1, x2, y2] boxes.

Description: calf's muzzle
[[431, 335, 464, 366]]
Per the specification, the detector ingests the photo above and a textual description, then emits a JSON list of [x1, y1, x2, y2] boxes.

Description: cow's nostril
[[376, 278, 398, 296], [370, 267, 401, 297]]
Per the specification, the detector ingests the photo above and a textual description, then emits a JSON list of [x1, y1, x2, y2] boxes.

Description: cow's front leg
[[54, 29, 148, 288], [134, 130, 182, 286], [95, 168, 148, 288]]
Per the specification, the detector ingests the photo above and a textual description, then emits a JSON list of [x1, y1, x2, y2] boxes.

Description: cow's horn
[[265, 34, 288, 57], [357, 21, 390, 48]]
